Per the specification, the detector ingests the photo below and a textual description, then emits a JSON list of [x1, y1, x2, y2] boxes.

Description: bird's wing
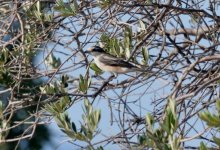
[[100, 54, 136, 68]]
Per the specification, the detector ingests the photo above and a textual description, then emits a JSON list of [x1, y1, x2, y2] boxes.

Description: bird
[[85, 46, 146, 74]]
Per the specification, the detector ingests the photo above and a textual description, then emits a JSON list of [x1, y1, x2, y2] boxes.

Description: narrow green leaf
[[74, 132, 87, 141], [79, 74, 87, 92], [213, 136, 220, 146], [72, 122, 77, 132], [146, 113, 154, 128], [46, 53, 61, 68], [96, 146, 104, 150], [199, 111, 220, 127], [0, 101, 3, 119], [139, 20, 146, 31], [89, 63, 103, 75], [142, 47, 149, 64], [97, 0, 111, 8], [216, 100, 220, 112], [138, 134, 146, 145], [87, 77, 92, 89], [168, 98, 176, 116], [199, 142, 208, 150], [54, 0, 78, 16]]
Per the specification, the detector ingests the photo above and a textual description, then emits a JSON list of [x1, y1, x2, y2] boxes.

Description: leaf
[[79, 74, 85, 92], [40, 83, 57, 94], [72, 122, 77, 132], [46, 53, 61, 68], [142, 47, 149, 64], [89, 63, 103, 75], [169, 136, 180, 150], [87, 77, 92, 89], [0, 48, 9, 65], [168, 98, 176, 116], [74, 132, 87, 141], [96, 146, 104, 150], [199, 142, 208, 150], [213, 136, 220, 146], [139, 20, 146, 31], [110, 38, 120, 56], [161, 98, 178, 135], [54, 0, 78, 17], [79, 75, 90, 93], [216, 100, 220, 112], [124, 26, 132, 58], [199, 111, 220, 127], [61, 74, 69, 87], [97, 0, 111, 8], [0, 101, 3, 119], [138, 134, 147, 145], [94, 110, 101, 124], [145, 113, 154, 128], [125, 44, 130, 59], [0, 68, 13, 86], [44, 94, 70, 114]]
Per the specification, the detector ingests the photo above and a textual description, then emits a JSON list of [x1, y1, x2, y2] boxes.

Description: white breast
[[93, 56, 106, 71]]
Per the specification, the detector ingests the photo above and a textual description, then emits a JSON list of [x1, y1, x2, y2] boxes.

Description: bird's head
[[85, 46, 106, 56]]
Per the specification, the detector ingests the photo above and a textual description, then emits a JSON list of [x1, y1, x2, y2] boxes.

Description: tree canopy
[[1, 0, 220, 149]]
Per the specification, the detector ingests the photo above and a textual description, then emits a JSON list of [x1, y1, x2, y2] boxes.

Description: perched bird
[[85, 46, 145, 74]]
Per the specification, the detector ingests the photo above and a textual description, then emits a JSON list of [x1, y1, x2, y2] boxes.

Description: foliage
[[138, 99, 180, 150], [198, 100, 220, 149], [1, 0, 220, 149], [44, 99, 101, 149], [54, 0, 78, 17], [0, 1, 55, 149]]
